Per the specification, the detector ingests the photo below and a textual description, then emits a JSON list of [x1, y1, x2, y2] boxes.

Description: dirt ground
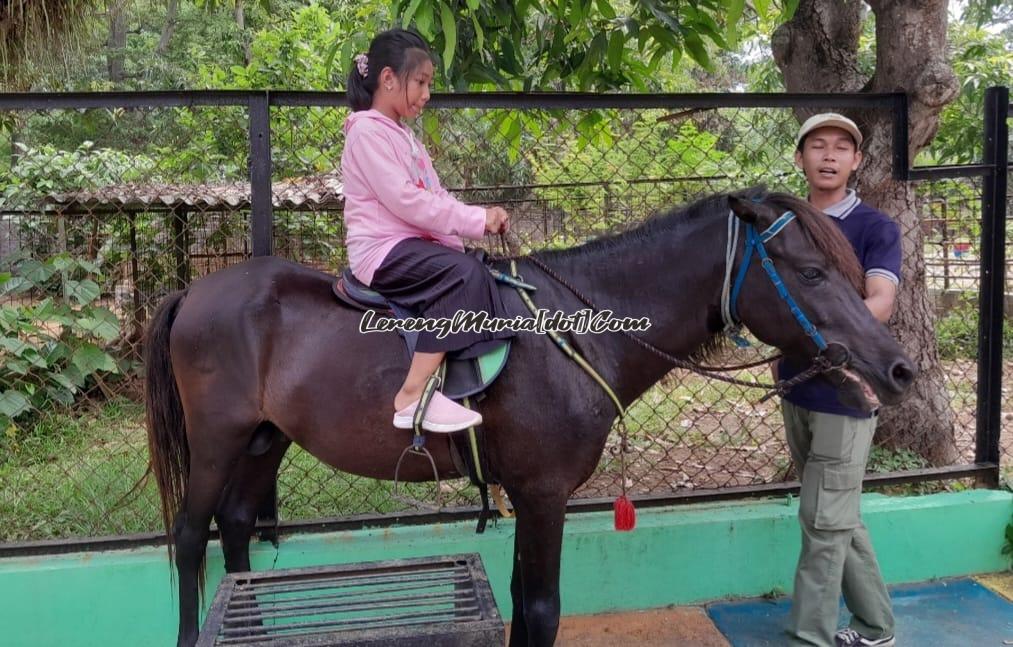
[[507, 607, 731, 647]]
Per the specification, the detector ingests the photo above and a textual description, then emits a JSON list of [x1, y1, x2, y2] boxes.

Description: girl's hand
[[484, 206, 511, 234]]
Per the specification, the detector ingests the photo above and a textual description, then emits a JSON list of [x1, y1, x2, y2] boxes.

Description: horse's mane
[[764, 192, 867, 296], [533, 192, 727, 261]]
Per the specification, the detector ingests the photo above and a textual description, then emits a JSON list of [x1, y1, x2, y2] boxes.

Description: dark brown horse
[[145, 188, 915, 646]]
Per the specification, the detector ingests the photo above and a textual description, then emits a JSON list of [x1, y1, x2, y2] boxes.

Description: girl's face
[[376, 59, 433, 121]]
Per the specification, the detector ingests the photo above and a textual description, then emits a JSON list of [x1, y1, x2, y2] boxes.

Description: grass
[[0, 399, 161, 541], [0, 398, 477, 542]]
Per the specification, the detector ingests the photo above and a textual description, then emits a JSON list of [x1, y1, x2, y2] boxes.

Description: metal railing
[[0, 87, 1007, 550]]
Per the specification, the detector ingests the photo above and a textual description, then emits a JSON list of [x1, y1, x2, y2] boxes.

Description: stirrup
[[391, 373, 443, 511]]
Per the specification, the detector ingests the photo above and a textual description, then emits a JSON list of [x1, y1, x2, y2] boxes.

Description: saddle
[[333, 252, 529, 532], [332, 257, 511, 402]]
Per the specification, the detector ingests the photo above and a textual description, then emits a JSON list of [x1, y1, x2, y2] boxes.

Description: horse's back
[[168, 257, 343, 407]]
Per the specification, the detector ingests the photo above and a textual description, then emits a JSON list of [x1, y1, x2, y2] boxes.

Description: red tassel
[[613, 495, 636, 531]]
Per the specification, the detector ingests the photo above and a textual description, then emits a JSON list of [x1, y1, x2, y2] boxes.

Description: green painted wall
[[1, 489, 1009, 646]]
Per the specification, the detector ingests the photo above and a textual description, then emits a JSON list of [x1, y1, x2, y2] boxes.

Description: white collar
[[820, 189, 861, 220]]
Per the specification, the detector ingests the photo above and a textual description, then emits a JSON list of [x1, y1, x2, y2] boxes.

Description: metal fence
[[0, 88, 1008, 546]]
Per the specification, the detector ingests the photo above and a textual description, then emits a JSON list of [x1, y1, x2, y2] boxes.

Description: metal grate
[[197, 553, 504, 646]]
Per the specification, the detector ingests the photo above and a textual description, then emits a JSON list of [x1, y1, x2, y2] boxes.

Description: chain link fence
[[0, 91, 1006, 543]]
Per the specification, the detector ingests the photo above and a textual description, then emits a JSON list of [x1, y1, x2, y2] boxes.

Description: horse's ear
[[728, 195, 759, 224]]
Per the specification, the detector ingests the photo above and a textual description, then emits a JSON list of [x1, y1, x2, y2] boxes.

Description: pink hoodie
[[341, 109, 487, 285]]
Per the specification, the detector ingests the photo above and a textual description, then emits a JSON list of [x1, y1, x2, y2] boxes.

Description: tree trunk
[[156, 0, 179, 55], [235, 0, 251, 65], [106, 1, 128, 85], [773, 0, 960, 464]]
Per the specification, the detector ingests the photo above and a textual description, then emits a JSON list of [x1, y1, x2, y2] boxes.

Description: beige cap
[[796, 113, 863, 149]]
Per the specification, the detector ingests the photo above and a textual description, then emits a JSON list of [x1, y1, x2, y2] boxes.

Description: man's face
[[794, 126, 862, 193]]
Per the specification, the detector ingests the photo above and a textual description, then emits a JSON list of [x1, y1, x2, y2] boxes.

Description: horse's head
[[726, 187, 916, 411]]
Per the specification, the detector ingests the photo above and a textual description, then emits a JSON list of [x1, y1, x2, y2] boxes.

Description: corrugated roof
[[44, 171, 344, 213]]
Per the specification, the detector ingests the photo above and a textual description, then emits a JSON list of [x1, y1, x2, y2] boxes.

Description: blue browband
[[727, 210, 829, 352]]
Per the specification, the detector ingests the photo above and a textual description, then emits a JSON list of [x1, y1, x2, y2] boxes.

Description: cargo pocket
[[814, 464, 865, 531]]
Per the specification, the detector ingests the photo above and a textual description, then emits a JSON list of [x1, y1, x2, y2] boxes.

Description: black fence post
[[249, 91, 273, 256], [975, 85, 1009, 486]]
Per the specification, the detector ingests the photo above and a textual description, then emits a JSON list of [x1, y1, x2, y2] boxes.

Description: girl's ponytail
[[347, 54, 375, 112]]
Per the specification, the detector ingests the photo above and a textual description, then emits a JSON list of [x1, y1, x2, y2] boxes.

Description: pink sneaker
[[393, 391, 483, 433]]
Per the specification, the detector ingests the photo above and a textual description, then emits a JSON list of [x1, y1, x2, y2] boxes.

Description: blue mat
[[707, 578, 1013, 646]]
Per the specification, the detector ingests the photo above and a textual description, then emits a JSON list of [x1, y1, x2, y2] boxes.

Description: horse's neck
[[534, 215, 725, 406]]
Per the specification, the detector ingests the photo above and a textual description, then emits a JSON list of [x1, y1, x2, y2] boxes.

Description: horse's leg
[[508, 492, 568, 647], [215, 431, 290, 573], [175, 430, 249, 647], [255, 480, 279, 546], [508, 535, 529, 645]]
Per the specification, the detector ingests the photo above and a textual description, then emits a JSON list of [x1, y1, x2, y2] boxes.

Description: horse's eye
[[800, 268, 824, 283]]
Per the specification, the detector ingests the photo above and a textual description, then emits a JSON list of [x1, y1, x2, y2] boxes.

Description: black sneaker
[[834, 628, 896, 646]]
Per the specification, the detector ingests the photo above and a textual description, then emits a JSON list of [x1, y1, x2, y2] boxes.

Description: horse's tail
[[144, 290, 189, 562]]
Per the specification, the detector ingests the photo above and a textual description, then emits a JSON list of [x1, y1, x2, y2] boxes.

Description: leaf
[[403, 0, 425, 27], [51, 255, 76, 272], [76, 308, 120, 342], [416, 2, 435, 39], [65, 279, 101, 306], [781, 0, 800, 21], [568, 0, 586, 29], [76, 259, 101, 274], [0, 336, 29, 356], [46, 385, 76, 408], [642, 0, 681, 33], [439, 2, 457, 75], [422, 111, 442, 146], [19, 260, 54, 286], [41, 340, 70, 364], [466, 0, 479, 10], [0, 390, 30, 419], [500, 37, 523, 75], [61, 366, 86, 388], [47, 371, 78, 393], [470, 12, 484, 51], [726, 0, 746, 46], [4, 359, 29, 375], [595, 0, 617, 20], [0, 276, 30, 295], [607, 30, 625, 71], [71, 343, 119, 376], [19, 347, 48, 370], [682, 31, 711, 70]]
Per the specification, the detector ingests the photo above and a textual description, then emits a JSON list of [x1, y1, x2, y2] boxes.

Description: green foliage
[[530, 113, 734, 235], [0, 141, 157, 211], [867, 445, 930, 474], [390, 0, 794, 91], [919, 22, 1013, 165], [199, 3, 369, 90], [866, 446, 944, 496], [0, 254, 123, 443], [934, 294, 1013, 361]]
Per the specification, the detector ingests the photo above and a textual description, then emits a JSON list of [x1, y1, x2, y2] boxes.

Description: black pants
[[370, 238, 515, 359]]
